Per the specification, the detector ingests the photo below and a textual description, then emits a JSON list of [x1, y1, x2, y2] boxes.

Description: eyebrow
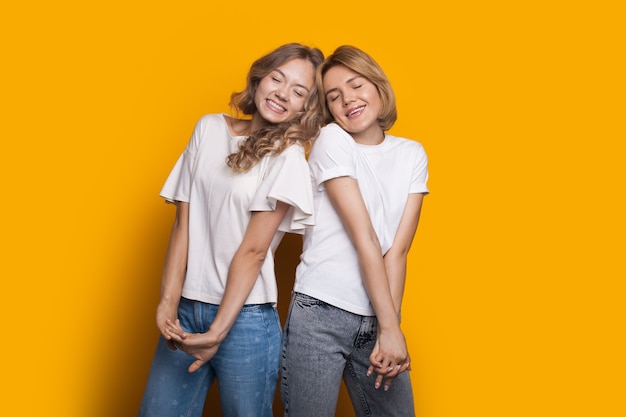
[[325, 75, 363, 97], [273, 69, 311, 92]]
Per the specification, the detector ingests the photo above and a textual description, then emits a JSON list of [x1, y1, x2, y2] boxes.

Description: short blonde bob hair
[[315, 45, 398, 131], [317, 45, 397, 131]]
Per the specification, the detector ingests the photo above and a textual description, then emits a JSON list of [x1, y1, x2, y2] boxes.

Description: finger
[[188, 359, 205, 373], [164, 327, 178, 340], [374, 373, 384, 390], [372, 364, 392, 376], [165, 320, 187, 338], [371, 355, 390, 370], [380, 358, 394, 373], [366, 365, 375, 377], [165, 318, 183, 331], [369, 352, 383, 368], [165, 325, 183, 337], [385, 365, 401, 378], [383, 376, 395, 391]]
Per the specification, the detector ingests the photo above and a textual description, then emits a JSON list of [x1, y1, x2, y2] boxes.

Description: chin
[[265, 112, 290, 124]]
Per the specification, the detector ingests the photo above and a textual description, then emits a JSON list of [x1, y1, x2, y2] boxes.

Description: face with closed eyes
[[254, 58, 315, 125], [323, 64, 383, 144]]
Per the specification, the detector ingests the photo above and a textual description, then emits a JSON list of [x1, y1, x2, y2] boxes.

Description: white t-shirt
[[160, 113, 314, 306], [294, 123, 429, 316]]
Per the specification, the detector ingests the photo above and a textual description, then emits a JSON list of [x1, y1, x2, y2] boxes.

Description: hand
[[367, 355, 411, 391], [164, 319, 223, 373], [156, 300, 179, 350], [367, 332, 411, 391]]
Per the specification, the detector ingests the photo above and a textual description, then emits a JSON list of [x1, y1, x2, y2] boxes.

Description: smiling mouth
[[347, 105, 365, 117], [266, 99, 287, 113]]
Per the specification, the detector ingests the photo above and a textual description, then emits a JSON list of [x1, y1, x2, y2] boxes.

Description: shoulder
[[264, 143, 309, 178], [319, 123, 352, 140], [190, 114, 225, 136], [314, 123, 353, 149], [386, 134, 427, 156], [278, 142, 306, 159], [272, 143, 307, 169], [195, 113, 225, 128], [190, 114, 229, 143]]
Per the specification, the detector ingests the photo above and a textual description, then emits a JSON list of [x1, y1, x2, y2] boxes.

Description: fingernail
[[384, 385, 389, 392], [366, 370, 372, 377], [375, 383, 380, 389]]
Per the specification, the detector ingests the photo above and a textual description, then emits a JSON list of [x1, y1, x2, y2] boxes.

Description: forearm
[[206, 203, 289, 342], [383, 192, 424, 319], [160, 202, 189, 306], [383, 251, 408, 318], [325, 178, 400, 330], [352, 240, 400, 333], [207, 250, 265, 342]]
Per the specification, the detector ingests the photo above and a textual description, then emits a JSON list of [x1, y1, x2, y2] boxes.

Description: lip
[[266, 99, 287, 114], [346, 105, 365, 118]]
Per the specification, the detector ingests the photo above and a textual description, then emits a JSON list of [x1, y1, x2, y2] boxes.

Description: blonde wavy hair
[[317, 45, 397, 131], [227, 43, 324, 172]]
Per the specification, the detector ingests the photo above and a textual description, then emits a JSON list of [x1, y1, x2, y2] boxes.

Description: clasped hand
[[163, 319, 222, 373], [367, 333, 412, 392]]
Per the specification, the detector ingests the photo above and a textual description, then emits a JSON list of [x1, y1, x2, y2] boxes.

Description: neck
[[249, 113, 272, 134], [352, 130, 385, 146]]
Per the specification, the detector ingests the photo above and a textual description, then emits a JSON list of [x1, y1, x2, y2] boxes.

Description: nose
[[342, 92, 355, 106], [275, 86, 288, 101]]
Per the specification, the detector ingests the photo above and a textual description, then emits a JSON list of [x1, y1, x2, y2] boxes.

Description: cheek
[[293, 97, 307, 111], [329, 104, 342, 118]]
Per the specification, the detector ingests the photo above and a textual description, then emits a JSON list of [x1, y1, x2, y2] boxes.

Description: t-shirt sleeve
[[308, 124, 356, 190], [249, 144, 314, 234], [409, 142, 430, 195], [159, 117, 205, 203]]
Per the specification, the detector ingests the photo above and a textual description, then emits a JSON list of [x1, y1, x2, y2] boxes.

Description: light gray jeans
[[280, 292, 415, 417]]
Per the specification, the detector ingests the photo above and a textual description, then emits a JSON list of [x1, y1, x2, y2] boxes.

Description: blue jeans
[[140, 297, 281, 417], [280, 292, 415, 417]]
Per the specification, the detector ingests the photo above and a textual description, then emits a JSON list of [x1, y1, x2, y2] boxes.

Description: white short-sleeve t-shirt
[[294, 123, 429, 316], [160, 113, 314, 306]]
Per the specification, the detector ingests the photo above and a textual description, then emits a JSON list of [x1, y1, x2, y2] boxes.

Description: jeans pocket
[[293, 292, 324, 308]]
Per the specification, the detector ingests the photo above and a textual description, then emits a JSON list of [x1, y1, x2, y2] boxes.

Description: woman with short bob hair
[[281, 45, 429, 417], [316, 45, 397, 130]]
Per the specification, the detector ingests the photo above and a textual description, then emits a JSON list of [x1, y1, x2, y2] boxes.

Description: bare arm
[[384, 193, 425, 316], [166, 201, 290, 372], [324, 177, 409, 373], [369, 193, 425, 390], [157, 201, 189, 348]]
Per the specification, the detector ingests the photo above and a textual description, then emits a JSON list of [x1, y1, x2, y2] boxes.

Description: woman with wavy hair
[[140, 43, 324, 417]]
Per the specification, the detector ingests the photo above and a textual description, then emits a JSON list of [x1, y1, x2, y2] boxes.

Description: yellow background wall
[[1, 1, 624, 416]]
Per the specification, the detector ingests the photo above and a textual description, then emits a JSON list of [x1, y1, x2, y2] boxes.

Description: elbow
[[240, 246, 269, 265], [253, 249, 268, 264], [386, 244, 411, 261], [366, 230, 383, 252]]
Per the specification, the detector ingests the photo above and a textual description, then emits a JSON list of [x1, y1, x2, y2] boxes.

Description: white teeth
[[348, 106, 364, 116], [267, 100, 286, 112]]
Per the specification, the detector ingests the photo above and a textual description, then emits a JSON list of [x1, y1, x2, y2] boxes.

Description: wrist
[[377, 319, 402, 333], [207, 324, 229, 344]]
